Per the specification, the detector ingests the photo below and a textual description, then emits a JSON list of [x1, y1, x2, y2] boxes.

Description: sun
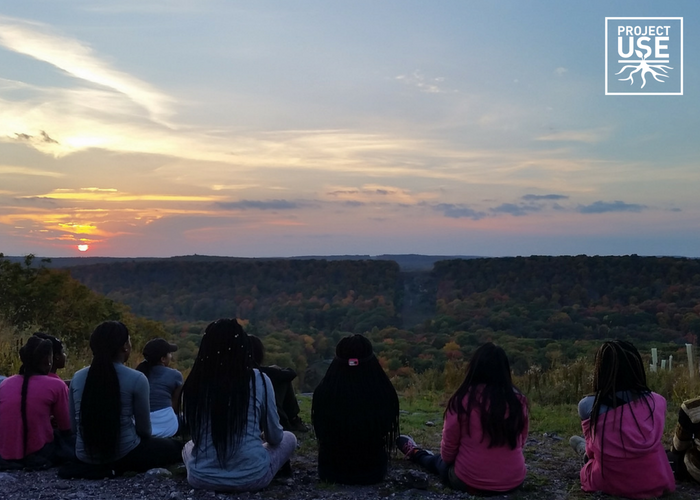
[[78, 244, 89, 252]]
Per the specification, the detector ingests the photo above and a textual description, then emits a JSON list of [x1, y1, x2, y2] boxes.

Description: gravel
[[1, 437, 697, 499]]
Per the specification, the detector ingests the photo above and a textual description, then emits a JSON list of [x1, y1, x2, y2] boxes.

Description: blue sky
[[0, 1, 698, 257]]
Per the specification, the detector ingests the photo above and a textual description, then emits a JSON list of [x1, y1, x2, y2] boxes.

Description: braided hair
[[18, 336, 54, 456], [180, 318, 263, 467], [80, 321, 129, 462], [446, 342, 527, 449], [590, 340, 654, 473], [311, 334, 400, 457]]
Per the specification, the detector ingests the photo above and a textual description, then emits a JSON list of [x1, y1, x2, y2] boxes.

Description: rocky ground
[[1, 433, 698, 500]]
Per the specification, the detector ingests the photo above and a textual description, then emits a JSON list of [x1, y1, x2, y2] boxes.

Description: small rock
[[169, 492, 185, 500], [146, 467, 173, 477], [0, 472, 17, 483], [424, 421, 435, 427]]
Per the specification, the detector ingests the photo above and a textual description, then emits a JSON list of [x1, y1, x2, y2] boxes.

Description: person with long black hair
[[311, 334, 400, 485], [570, 340, 674, 498], [397, 342, 528, 494], [136, 338, 183, 438], [181, 318, 297, 492], [61, 321, 182, 478], [0, 336, 71, 469]]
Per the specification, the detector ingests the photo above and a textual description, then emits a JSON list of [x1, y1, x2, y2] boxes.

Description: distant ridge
[[2, 253, 481, 271]]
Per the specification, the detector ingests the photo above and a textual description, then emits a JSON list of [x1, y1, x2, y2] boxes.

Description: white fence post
[[687, 344, 695, 379], [651, 348, 658, 373]]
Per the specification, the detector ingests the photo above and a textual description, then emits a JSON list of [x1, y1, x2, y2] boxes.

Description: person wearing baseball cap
[[136, 338, 183, 438]]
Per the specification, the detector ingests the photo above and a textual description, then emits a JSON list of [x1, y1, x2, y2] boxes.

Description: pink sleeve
[[53, 383, 71, 431], [440, 408, 461, 464]]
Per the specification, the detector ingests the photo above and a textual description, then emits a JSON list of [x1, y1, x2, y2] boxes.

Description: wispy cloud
[[20, 189, 220, 203], [0, 16, 173, 123], [434, 203, 485, 220], [521, 194, 569, 201], [536, 128, 610, 144], [577, 201, 647, 214], [490, 203, 541, 216], [216, 200, 301, 211], [0, 165, 63, 177], [395, 71, 454, 94]]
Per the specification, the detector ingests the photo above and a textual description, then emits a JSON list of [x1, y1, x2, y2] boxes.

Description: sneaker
[[569, 436, 586, 457], [396, 435, 419, 458]]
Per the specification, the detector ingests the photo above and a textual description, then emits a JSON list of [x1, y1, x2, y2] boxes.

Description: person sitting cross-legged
[[397, 342, 528, 495], [181, 319, 297, 492]]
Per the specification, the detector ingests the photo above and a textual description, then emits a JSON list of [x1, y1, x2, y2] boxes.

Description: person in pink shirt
[[0, 336, 72, 470], [397, 342, 528, 494], [570, 340, 675, 499]]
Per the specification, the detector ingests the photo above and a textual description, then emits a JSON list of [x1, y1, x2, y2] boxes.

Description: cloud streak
[[0, 16, 173, 124], [577, 201, 648, 214]]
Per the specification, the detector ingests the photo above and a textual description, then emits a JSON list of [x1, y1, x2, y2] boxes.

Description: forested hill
[[5, 253, 478, 271], [431, 255, 700, 344], [67, 259, 403, 334], [64, 254, 700, 345]]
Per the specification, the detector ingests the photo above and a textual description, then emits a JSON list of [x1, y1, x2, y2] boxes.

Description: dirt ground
[[1, 433, 698, 500]]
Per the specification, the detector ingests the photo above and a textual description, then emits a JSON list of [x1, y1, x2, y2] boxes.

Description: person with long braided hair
[[570, 340, 674, 498], [180, 318, 297, 492], [0, 335, 71, 469], [396, 342, 528, 494], [60, 321, 182, 478], [311, 334, 400, 484]]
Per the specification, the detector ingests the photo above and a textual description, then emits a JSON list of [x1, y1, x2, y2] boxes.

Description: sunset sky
[[1, 1, 699, 258]]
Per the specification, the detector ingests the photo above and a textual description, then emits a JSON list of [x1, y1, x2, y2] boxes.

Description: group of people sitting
[[0, 320, 697, 498]]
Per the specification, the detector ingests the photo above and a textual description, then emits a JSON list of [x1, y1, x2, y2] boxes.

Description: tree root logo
[[605, 18, 683, 95]]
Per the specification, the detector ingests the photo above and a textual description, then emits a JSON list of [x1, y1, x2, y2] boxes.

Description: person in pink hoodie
[[396, 343, 528, 494], [571, 340, 675, 499]]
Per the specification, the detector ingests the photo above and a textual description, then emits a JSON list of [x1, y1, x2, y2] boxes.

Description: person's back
[[60, 321, 182, 479], [579, 392, 673, 498], [572, 341, 674, 499], [136, 338, 183, 438], [181, 319, 297, 492], [312, 334, 399, 485], [442, 386, 528, 492], [70, 362, 150, 463], [185, 369, 283, 487], [397, 343, 527, 495], [0, 374, 71, 460]]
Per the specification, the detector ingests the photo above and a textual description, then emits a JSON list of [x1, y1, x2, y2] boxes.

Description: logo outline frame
[[605, 17, 683, 96]]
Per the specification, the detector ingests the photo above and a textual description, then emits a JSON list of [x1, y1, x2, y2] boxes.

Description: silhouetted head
[[90, 321, 130, 363], [462, 342, 513, 388], [335, 333, 374, 363], [33, 332, 66, 372], [136, 337, 178, 377], [593, 340, 648, 395], [19, 336, 53, 377], [249, 335, 265, 367]]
